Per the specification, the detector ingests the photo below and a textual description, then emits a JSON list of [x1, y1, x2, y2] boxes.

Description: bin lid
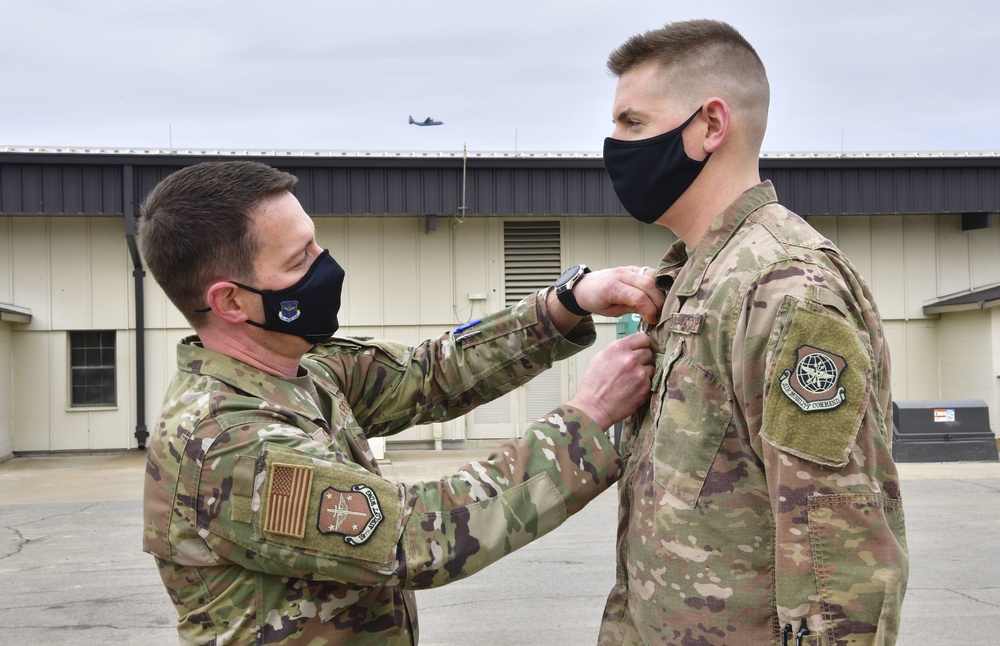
[[893, 399, 988, 410]]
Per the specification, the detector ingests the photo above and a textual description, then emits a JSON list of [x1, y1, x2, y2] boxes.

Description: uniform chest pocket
[[652, 339, 733, 508]]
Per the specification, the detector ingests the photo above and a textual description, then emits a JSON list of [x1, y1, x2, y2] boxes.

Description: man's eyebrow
[[614, 107, 642, 122], [283, 239, 312, 267]]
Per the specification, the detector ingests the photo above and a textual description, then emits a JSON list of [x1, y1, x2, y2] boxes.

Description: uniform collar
[[654, 181, 778, 297], [176, 336, 325, 423]]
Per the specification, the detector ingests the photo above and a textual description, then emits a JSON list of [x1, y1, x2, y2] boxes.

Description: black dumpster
[[892, 399, 999, 462]]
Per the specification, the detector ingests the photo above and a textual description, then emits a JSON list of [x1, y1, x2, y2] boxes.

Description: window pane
[[69, 331, 116, 407]]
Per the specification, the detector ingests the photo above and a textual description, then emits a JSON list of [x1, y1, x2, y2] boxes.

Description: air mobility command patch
[[779, 344, 847, 412], [762, 296, 871, 468]]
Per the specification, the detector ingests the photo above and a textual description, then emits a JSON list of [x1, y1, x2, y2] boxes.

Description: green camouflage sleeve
[[303, 290, 596, 438], [186, 401, 620, 589], [735, 258, 908, 643]]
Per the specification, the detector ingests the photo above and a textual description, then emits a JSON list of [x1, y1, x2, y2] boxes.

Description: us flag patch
[[263, 463, 313, 538]]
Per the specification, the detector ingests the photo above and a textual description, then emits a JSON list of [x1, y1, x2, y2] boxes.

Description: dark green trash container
[[616, 313, 643, 338], [612, 313, 644, 447]]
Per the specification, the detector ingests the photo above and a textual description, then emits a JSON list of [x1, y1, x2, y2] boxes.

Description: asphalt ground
[[1, 449, 998, 645]]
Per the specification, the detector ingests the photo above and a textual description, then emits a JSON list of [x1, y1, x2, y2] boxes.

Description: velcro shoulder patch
[[761, 296, 871, 468], [259, 443, 403, 566]]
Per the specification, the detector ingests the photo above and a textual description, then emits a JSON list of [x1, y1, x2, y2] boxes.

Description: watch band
[[554, 264, 591, 316]]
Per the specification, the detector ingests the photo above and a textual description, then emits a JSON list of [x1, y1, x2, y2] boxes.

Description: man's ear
[[205, 282, 251, 324], [701, 97, 730, 154]]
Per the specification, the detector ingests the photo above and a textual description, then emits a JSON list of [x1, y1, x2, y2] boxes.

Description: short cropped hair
[[608, 19, 770, 146], [138, 161, 298, 324]]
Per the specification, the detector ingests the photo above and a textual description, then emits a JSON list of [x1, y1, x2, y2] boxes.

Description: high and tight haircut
[[138, 161, 298, 324], [608, 19, 770, 144]]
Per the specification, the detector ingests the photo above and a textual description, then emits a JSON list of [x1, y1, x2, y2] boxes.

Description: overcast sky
[[2, 0, 997, 154]]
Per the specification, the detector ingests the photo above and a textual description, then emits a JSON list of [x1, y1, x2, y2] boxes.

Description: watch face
[[556, 264, 584, 289]]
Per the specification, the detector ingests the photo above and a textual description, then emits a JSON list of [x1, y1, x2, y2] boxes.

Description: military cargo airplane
[[409, 115, 443, 126]]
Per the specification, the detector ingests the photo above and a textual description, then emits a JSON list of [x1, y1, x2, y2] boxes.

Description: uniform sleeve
[[188, 404, 620, 589], [303, 290, 596, 438], [734, 258, 908, 643]]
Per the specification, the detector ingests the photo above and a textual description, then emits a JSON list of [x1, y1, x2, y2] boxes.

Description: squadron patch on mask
[[779, 345, 847, 412], [317, 485, 384, 545], [279, 300, 301, 322]]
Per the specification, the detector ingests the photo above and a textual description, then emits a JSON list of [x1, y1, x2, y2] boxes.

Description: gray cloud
[[1, 0, 996, 153]]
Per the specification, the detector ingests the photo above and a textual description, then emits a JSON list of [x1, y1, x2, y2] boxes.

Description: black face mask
[[234, 249, 346, 344], [603, 107, 711, 224]]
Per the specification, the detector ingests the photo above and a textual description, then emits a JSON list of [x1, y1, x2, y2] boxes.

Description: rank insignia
[[317, 484, 384, 545], [279, 300, 301, 322], [779, 344, 847, 412]]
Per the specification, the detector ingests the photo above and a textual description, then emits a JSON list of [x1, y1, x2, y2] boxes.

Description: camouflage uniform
[[143, 292, 621, 645], [599, 182, 908, 645]]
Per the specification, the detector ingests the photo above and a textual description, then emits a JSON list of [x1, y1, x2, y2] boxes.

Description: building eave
[[0, 303, 32, 324], [923, 284, 1000, 315]]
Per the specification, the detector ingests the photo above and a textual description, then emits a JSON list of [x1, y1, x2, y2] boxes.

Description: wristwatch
[[553, 264, 591, 316]]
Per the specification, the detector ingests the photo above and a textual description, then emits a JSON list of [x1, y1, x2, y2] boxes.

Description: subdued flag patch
[[263, 463, 313, 538]]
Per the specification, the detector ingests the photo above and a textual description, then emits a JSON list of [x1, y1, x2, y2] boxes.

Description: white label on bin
[[933, 408, 955, 423]]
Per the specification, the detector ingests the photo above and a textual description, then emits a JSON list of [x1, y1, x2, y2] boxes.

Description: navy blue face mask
[[603, 107, 710, 224], [196, 249, 346, 344]]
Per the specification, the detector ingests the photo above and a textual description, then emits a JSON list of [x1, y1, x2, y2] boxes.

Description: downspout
[[122, 165, 148, 449]]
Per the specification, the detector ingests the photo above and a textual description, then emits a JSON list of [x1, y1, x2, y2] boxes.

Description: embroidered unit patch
[[263, 463, 314, 538], [761, 295, 871, 468], [317, 485, 384, 545], [279, 300, 301, 322], [779, 344, 847, 412]]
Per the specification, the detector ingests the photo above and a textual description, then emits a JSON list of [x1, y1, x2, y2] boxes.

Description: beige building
[[1, 149, 998, 460]]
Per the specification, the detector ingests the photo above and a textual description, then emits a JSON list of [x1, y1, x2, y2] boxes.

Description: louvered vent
[[503, 221, 561, 307]]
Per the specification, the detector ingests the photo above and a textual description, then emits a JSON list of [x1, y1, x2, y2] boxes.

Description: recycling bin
[[892, 399, 999, 462]]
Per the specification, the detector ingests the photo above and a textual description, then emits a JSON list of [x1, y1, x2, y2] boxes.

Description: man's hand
[[577, 266, 663, 324], [567, 332, 655, 430], [547, 266, 663, 335]]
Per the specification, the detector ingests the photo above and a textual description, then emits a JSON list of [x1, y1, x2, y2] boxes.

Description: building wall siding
[[0, 323, 12, 458], [993, 309, 1000, 435], [2, 210, 998, 452], [939, 310, 997, 432]]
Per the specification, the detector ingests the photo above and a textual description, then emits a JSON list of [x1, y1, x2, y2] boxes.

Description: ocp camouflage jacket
[[599, 182, 908, 646], [143, 291, 621, 645]]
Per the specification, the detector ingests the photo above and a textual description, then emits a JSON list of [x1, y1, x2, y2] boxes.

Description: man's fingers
[[621, 330, 653, 352], [574, 267, 663, 320], [618, 270, 664, 324]]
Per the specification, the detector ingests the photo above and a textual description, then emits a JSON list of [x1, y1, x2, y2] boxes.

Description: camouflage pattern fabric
[[143, 291, 622, 645], [598, 182, 908, 646]]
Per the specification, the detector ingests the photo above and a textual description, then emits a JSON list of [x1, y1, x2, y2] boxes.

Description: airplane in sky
[[409, 115, 443, 126]]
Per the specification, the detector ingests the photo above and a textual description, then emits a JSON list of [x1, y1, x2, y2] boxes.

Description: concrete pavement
[[1, 449, 998, 645]]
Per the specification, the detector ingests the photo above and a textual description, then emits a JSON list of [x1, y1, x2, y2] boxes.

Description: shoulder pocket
[[761, 296, 871, 468], [255, 442, 404, 568]]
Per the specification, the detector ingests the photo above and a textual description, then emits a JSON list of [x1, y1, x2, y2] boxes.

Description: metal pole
[[122, 165, 148, 449]]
